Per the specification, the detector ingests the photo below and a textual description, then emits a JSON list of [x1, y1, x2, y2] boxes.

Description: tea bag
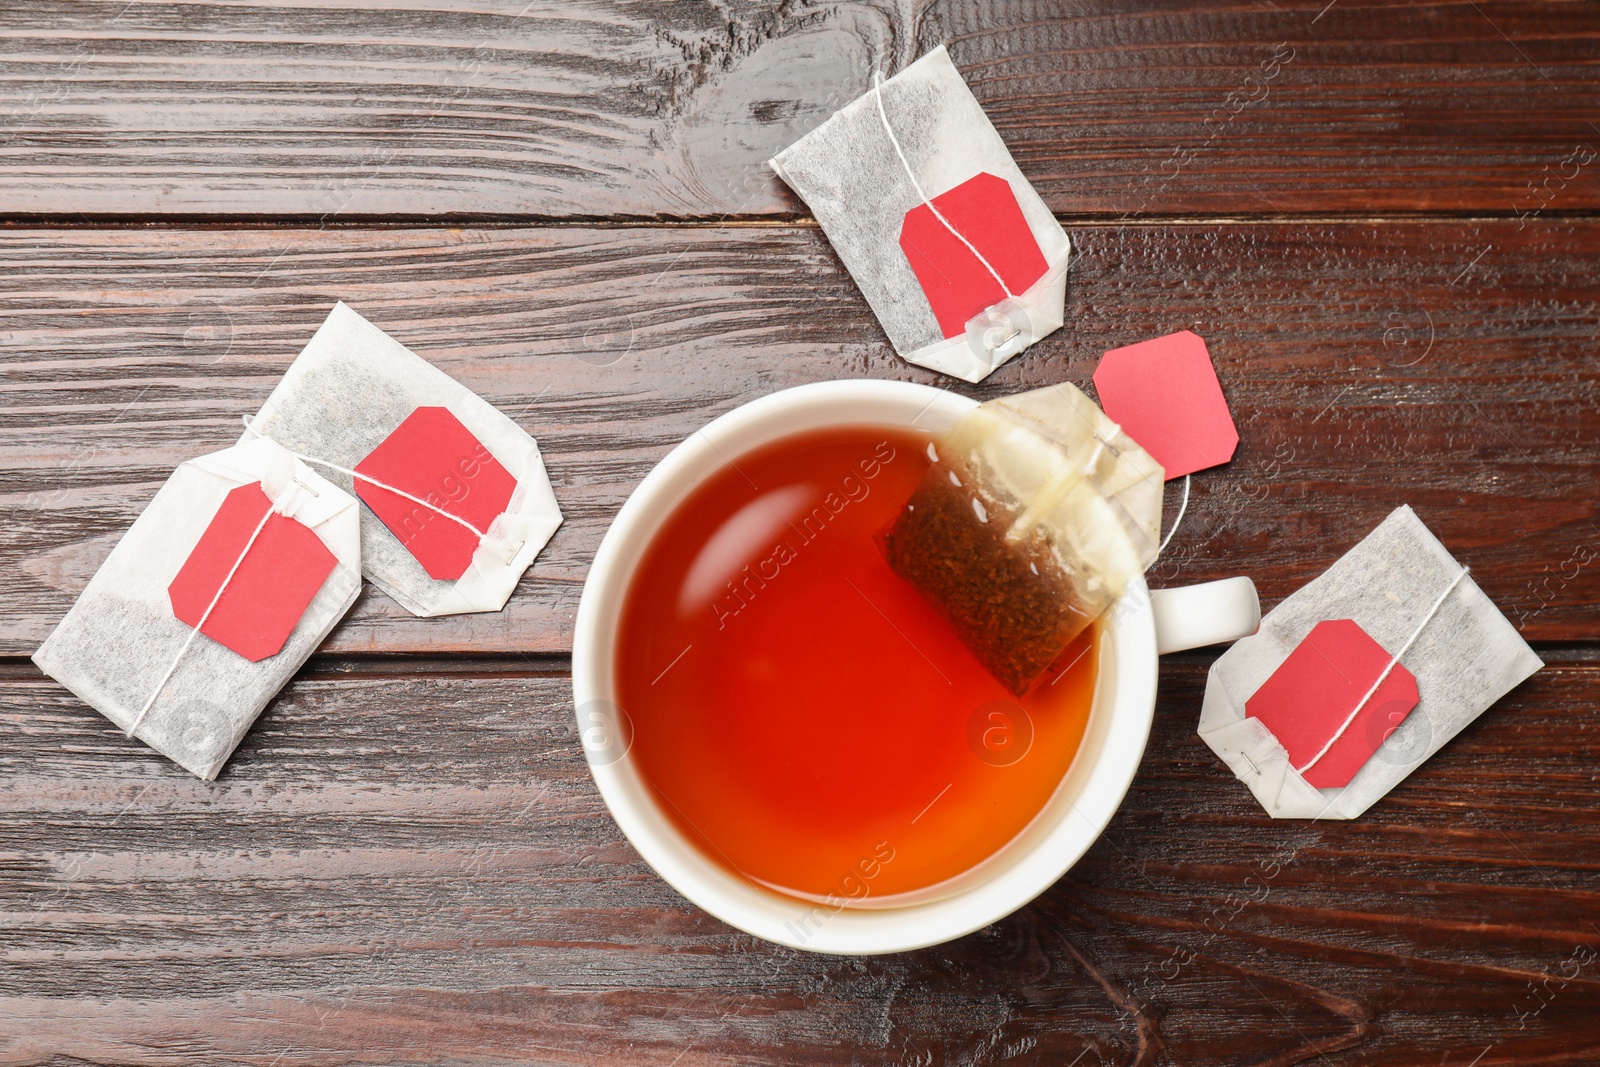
[[32, 438, 362, 780], [241, 302, 562, 617], [1199, 506, 1543, 819], [884, 382, 1164, 694], [769, 45, 1070, 384]]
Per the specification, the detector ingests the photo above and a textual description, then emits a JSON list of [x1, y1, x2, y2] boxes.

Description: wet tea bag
[[1199, 506, 1543, 819], [769, 45, 1070, 383], [884, 382, 1164, 693], [32, 438, 362, 780], [241, 302, 562, 617]]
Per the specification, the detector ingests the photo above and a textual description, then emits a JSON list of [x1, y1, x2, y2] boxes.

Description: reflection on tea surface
[[616, 426, 1096, 904]]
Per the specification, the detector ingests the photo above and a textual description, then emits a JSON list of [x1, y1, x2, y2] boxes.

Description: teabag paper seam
[[32, 438, 362, 780], [770, 45, 1070, 384], [241, 302, 563, 617], [1198, 505, 1543, 819]]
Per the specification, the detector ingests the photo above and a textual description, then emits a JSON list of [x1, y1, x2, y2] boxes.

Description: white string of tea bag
[[243, 416, 492, 540], [127, 503, 277, 736], [1068, 419, 1184, 559], [873, 71, 1015, 302], [1159, 475, 1192, 555], [1293, 564, 1471, 776], [1084, 419, 1188, 556], [240, 415, 531, 556]]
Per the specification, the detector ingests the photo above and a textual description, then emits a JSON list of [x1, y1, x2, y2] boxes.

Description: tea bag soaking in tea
[[884, 382, 1164, 694], [769, 45, 1070, 384], [32, 438, 362, 779], [241, 302, 562, 617], [1199, 506, 1543, 819]]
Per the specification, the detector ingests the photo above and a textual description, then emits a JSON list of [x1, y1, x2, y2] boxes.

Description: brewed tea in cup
[[574, 380, 1258, 954], [614, 425, 1098, 904]]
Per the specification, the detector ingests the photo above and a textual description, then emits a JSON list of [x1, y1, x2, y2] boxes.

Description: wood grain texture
[[1, 219, 1595, 655], [0, 658, 1594, 1065], [1, 0, 1596, 219], [2, 3, 1596, 1063]]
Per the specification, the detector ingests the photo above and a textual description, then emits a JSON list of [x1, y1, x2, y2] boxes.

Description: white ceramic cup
[[573, 380, 1259, 955]]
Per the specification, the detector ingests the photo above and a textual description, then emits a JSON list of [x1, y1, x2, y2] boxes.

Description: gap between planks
[[3, 210, 1600, 231]]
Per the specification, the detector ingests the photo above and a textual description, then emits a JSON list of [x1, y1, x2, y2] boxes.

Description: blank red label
[[168, 481, 338, 662], [899, 172, 1049, 340], [354, 407, 516, 582], [1093, 331, 1239, 479], [1246, 618, 1420, 789]]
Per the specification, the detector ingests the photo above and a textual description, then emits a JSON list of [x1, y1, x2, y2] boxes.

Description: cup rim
[[572, 379, 1157, 954]]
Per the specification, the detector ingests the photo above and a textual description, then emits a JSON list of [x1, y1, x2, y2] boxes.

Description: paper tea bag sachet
[[242, 302, 562, 617], [884, 383, 1165, 694], [1199, 505, 1543, 819], [33, 438, 362, 780], [770, 45, 1070, 384]]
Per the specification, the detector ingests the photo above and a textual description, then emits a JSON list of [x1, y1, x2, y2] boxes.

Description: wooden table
[[2, 2, 1597, 1063]]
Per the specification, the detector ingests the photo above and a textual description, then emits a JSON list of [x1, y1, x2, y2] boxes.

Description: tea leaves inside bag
[[885, 384, 1163, 694]]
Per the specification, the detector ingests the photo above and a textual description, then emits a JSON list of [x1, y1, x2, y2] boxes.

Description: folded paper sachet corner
[[770, 45, 1070, 384], [241, 301, 563, 617], [32, 437, 363, 780], [1199, 504, 1543, 819]]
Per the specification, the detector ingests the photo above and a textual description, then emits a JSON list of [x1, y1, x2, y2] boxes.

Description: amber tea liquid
[[614, 426, 1097, 903]]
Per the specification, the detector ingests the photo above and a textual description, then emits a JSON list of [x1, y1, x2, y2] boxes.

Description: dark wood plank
[[1, 658, 1595, 1064], [1, 1, 1596, 219], [1, 219, 1595, 655]]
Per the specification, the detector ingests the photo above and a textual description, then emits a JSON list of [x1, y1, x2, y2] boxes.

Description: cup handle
[[1149, 576, 1261, 655]]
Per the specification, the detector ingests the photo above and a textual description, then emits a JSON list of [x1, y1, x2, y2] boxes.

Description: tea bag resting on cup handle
[[885, 382, 1257, 694]]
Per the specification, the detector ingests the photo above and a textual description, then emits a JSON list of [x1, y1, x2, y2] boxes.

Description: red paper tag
[[1092, 331, 1239, 479], [354, 407, 517, 582], [899, 172, 1049, 339], [168, 481, 338, 662], [1246, 619, 1420, 789]]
